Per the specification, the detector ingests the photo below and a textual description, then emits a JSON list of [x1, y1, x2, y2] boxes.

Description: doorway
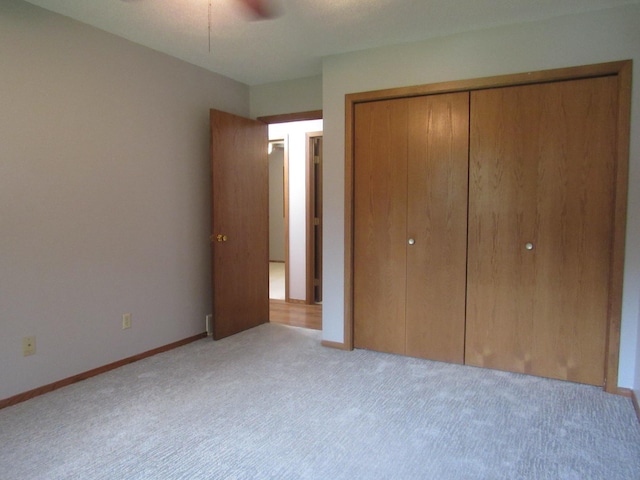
[[209, 109, 323, 338], [266, 117, 323, 306], [268, 139, 287, 301], [307, 133, 323, 304]]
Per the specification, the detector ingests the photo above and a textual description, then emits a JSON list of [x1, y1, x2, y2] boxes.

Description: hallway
[[270, 300, 321, 331]]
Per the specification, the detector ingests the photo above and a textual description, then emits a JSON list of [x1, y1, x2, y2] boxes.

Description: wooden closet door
[[405, 93, 469, 363], [354, 93, 469, 362], [466, 77, 618, 385], [353, 98, 409, 355]]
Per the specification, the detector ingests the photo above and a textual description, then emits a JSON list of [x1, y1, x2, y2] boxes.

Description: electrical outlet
[[122, 313, 132, 329], [22, 336, 36, 356]]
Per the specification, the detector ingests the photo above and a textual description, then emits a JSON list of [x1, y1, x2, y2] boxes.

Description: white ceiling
[[22, 0, 638, 86]]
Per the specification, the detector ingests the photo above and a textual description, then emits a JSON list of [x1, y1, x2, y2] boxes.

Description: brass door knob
[[211, 234, 228, 242]]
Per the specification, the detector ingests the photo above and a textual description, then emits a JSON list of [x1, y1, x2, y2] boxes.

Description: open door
[[307, 134, 323, 304], [210, 109, 269, 340]]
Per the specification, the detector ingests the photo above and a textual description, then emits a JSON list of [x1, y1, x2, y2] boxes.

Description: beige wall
[[250, 76, 322, 119], [0, 0, 249, 400], [320, 4, 640, 390], [4, 0, 639, 402]]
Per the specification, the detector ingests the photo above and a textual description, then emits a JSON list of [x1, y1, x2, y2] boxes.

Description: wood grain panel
[[257, 110, 322, 124], [405, 92, 469, 363], [530, 77, 616, 385], [270, 299, 321, 330], [210, 109, 269, 340], [466, 77, 617, 385], [466, 87, 538, 374], [353, 99, 409, 354]]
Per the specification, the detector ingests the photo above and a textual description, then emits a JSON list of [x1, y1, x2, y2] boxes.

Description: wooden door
[[210, 109, 269, 340], [405, 93, 469, 363], [311, 136, 323, 303], [465, 77, 618, 385], [353, 93, 469, 363], [354, 98, 409, 355]]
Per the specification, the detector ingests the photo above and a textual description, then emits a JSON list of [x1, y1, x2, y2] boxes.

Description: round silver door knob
[[408, 238, 415, 245], [525, 242, 534, 250]]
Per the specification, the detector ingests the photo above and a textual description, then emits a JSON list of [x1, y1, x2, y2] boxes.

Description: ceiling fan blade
[[117, 0, 280, 23], [236, 0, 279, 20]]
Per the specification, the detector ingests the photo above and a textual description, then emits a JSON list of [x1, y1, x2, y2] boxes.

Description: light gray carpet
[[1, 323, 639, 480]]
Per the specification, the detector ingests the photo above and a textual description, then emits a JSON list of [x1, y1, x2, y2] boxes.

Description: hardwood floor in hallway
[[269, 300, 321, 330]]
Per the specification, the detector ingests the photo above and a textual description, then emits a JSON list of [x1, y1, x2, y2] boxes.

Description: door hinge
[[314, 217, 320, 226]]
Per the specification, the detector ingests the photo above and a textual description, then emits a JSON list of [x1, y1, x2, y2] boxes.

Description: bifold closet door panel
[[466, 77, 617, 385], [465, 85, 538, 374], [353, 98, 410, 355], [530, 76, 617, 385], [405, 92, 469, 363]]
